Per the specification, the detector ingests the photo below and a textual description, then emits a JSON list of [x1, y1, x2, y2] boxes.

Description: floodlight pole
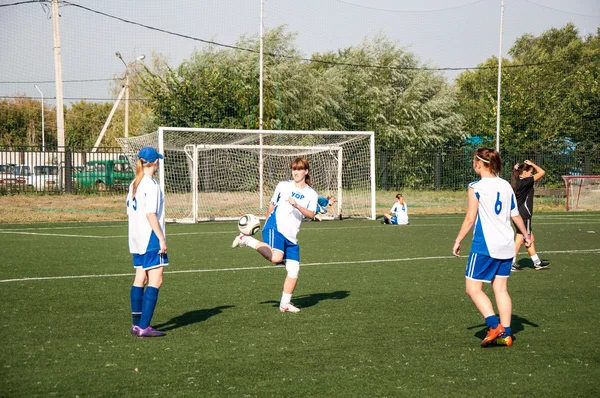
[[495, 0, 505, 153], [92, 53, 144, 152], [34, 84, 45, 152], [116, 52, 145, 138], [258, 0, 265, 208]]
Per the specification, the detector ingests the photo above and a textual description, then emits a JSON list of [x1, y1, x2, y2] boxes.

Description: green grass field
[[1, 213, 599, 396]]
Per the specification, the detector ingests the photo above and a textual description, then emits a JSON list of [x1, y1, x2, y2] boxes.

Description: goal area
[[117, 127, 375, 222], [562, 175, 600, 211]]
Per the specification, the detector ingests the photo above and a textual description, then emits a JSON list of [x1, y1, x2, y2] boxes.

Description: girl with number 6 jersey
[[453, 148, 531, 348]]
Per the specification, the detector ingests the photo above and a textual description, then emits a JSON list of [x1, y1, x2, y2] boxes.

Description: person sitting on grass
[[381, 193, 409, 225], [314, 195, 337, 221]]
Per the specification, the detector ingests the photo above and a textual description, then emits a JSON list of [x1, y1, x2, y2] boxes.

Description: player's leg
[[381, 212, 391, 224], [512, 234, 525, 272], [137, 252, 167, 337], [491, 259, 513, 346], [525, 230, 550, 269], [280, 243, 301, 313], [130, 264, 147, 335], [235, 227, 284, 264], [465, 253, 505, 346]]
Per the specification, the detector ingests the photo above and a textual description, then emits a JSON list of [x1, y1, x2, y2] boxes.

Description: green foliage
[[0, 97, 55, 147], [65, 101, 113, 149], [456, 24, 600, 153], [139, 28, 464, 152]]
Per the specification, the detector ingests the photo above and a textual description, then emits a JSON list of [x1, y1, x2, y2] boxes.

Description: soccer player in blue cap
[[126, 146, 168, 337]]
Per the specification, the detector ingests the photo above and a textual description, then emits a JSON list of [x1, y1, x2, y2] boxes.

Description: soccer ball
[[238, 214, 261, 236]]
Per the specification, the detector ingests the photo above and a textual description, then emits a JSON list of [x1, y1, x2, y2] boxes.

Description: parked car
[[73, 159, 134, 191], [0, 164, 17, 180], [0, 164, 60, 191]]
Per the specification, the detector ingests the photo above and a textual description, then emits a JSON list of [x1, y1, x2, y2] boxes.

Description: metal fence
[[0, 147, 130, 194], [376, 148, 600, 191], [1, 146, 599, 194]]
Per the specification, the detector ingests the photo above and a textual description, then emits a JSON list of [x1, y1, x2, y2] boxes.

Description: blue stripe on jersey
[[148, 230, 160, 252], [511, 194, 515, 210], [471, 213, 491, 256]]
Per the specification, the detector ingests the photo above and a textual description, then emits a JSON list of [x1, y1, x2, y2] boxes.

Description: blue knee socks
[[139, 286, 160, 329], [130, 286, 144, 326]]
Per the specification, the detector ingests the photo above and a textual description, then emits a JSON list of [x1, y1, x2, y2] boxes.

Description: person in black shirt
[[511, 160, 550, 271]]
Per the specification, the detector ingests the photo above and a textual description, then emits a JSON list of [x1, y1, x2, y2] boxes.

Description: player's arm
[[144, 183, 167, 254], [288, 196, 316, 219], [524, 159, 546, 182], [453, 187, 478, 256], [266, 203, 275, 218], [511, 214, 531, 247], [146, 212, 167, 254]]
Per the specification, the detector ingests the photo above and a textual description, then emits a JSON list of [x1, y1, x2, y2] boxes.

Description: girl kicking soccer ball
[[231, 157, 318, 313]]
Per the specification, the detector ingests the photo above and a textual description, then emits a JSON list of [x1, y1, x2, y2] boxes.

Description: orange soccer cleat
[[481, 324, 505, 347]]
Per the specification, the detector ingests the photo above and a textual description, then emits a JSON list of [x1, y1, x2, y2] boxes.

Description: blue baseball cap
[[137, 146, 163, 164]]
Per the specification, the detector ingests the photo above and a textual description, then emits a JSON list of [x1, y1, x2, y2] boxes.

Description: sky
[[0, 0, 598, 106]]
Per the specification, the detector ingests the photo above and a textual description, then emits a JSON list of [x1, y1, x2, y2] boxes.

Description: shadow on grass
[[153, 305, 235, 332], [469, 314, 540, 341], [516, 257, 551, 270], [260, 290, 350, 310]]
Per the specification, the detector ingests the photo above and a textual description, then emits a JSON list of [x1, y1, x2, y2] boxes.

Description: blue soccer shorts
[[262, 227, 300, 262], [465, 252, 511, 283], [132, 250, 169, 270]]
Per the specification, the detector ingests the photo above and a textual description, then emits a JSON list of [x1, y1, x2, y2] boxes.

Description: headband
[[476, 155, 490, 164]]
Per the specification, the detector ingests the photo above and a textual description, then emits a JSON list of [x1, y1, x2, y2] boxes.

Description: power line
[[0, 78, 120, 84]]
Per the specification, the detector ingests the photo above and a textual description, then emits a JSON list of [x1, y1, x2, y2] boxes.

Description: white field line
[[1, 219, 600, 239], [1, 249, 598, 284]]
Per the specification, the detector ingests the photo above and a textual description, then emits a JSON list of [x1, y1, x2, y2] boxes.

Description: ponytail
[[474, 147, 502, 176], [131, 159, 145, 199], [511, 162, 534, 190]]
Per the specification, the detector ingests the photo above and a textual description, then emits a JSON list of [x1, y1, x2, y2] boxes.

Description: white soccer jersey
[[126, 175, 165, 254], [264, 180, 318, 244], [469, 176, 519, 259], [391, 201, 409, 225]]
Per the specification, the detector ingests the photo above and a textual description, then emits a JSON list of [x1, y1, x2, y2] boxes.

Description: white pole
[[52, 0, 65, 152], [259, 0, 264, 132], [495, 0, 505, 153], [370, 132, 376, 220], [116, 53, 145, 139], [34, 85, 45, 152], [124, 72, 130, 139], [92, 86, 126, 152], [258, 0, 265, 208]]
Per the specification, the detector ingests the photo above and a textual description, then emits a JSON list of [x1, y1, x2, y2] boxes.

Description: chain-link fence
[[2, 146, 598, 194]]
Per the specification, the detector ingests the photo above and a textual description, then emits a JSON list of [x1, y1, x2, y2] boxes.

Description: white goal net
[[117, 127, 375, 222], [562, 175, 600, 211]]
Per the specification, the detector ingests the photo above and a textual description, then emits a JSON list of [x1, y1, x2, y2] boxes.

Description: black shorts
[[514, 217, 532, 234]]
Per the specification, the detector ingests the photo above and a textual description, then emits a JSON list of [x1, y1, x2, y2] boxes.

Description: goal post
[[562, 175, 600, 211], [117, 127, 376, 222]]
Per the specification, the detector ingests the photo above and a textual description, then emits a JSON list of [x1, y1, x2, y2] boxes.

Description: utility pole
[[52, 0, 65, 151], [34, 85, 45, 151]]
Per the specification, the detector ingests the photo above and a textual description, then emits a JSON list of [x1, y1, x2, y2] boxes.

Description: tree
[[0, 96, 56, 148], [65, 101, 114, 149], [456, 24, 600, 153]]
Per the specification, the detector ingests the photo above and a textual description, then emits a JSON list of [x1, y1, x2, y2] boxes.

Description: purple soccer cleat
[[130, 325, 141, 336], [137, 326, 166, 338]]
